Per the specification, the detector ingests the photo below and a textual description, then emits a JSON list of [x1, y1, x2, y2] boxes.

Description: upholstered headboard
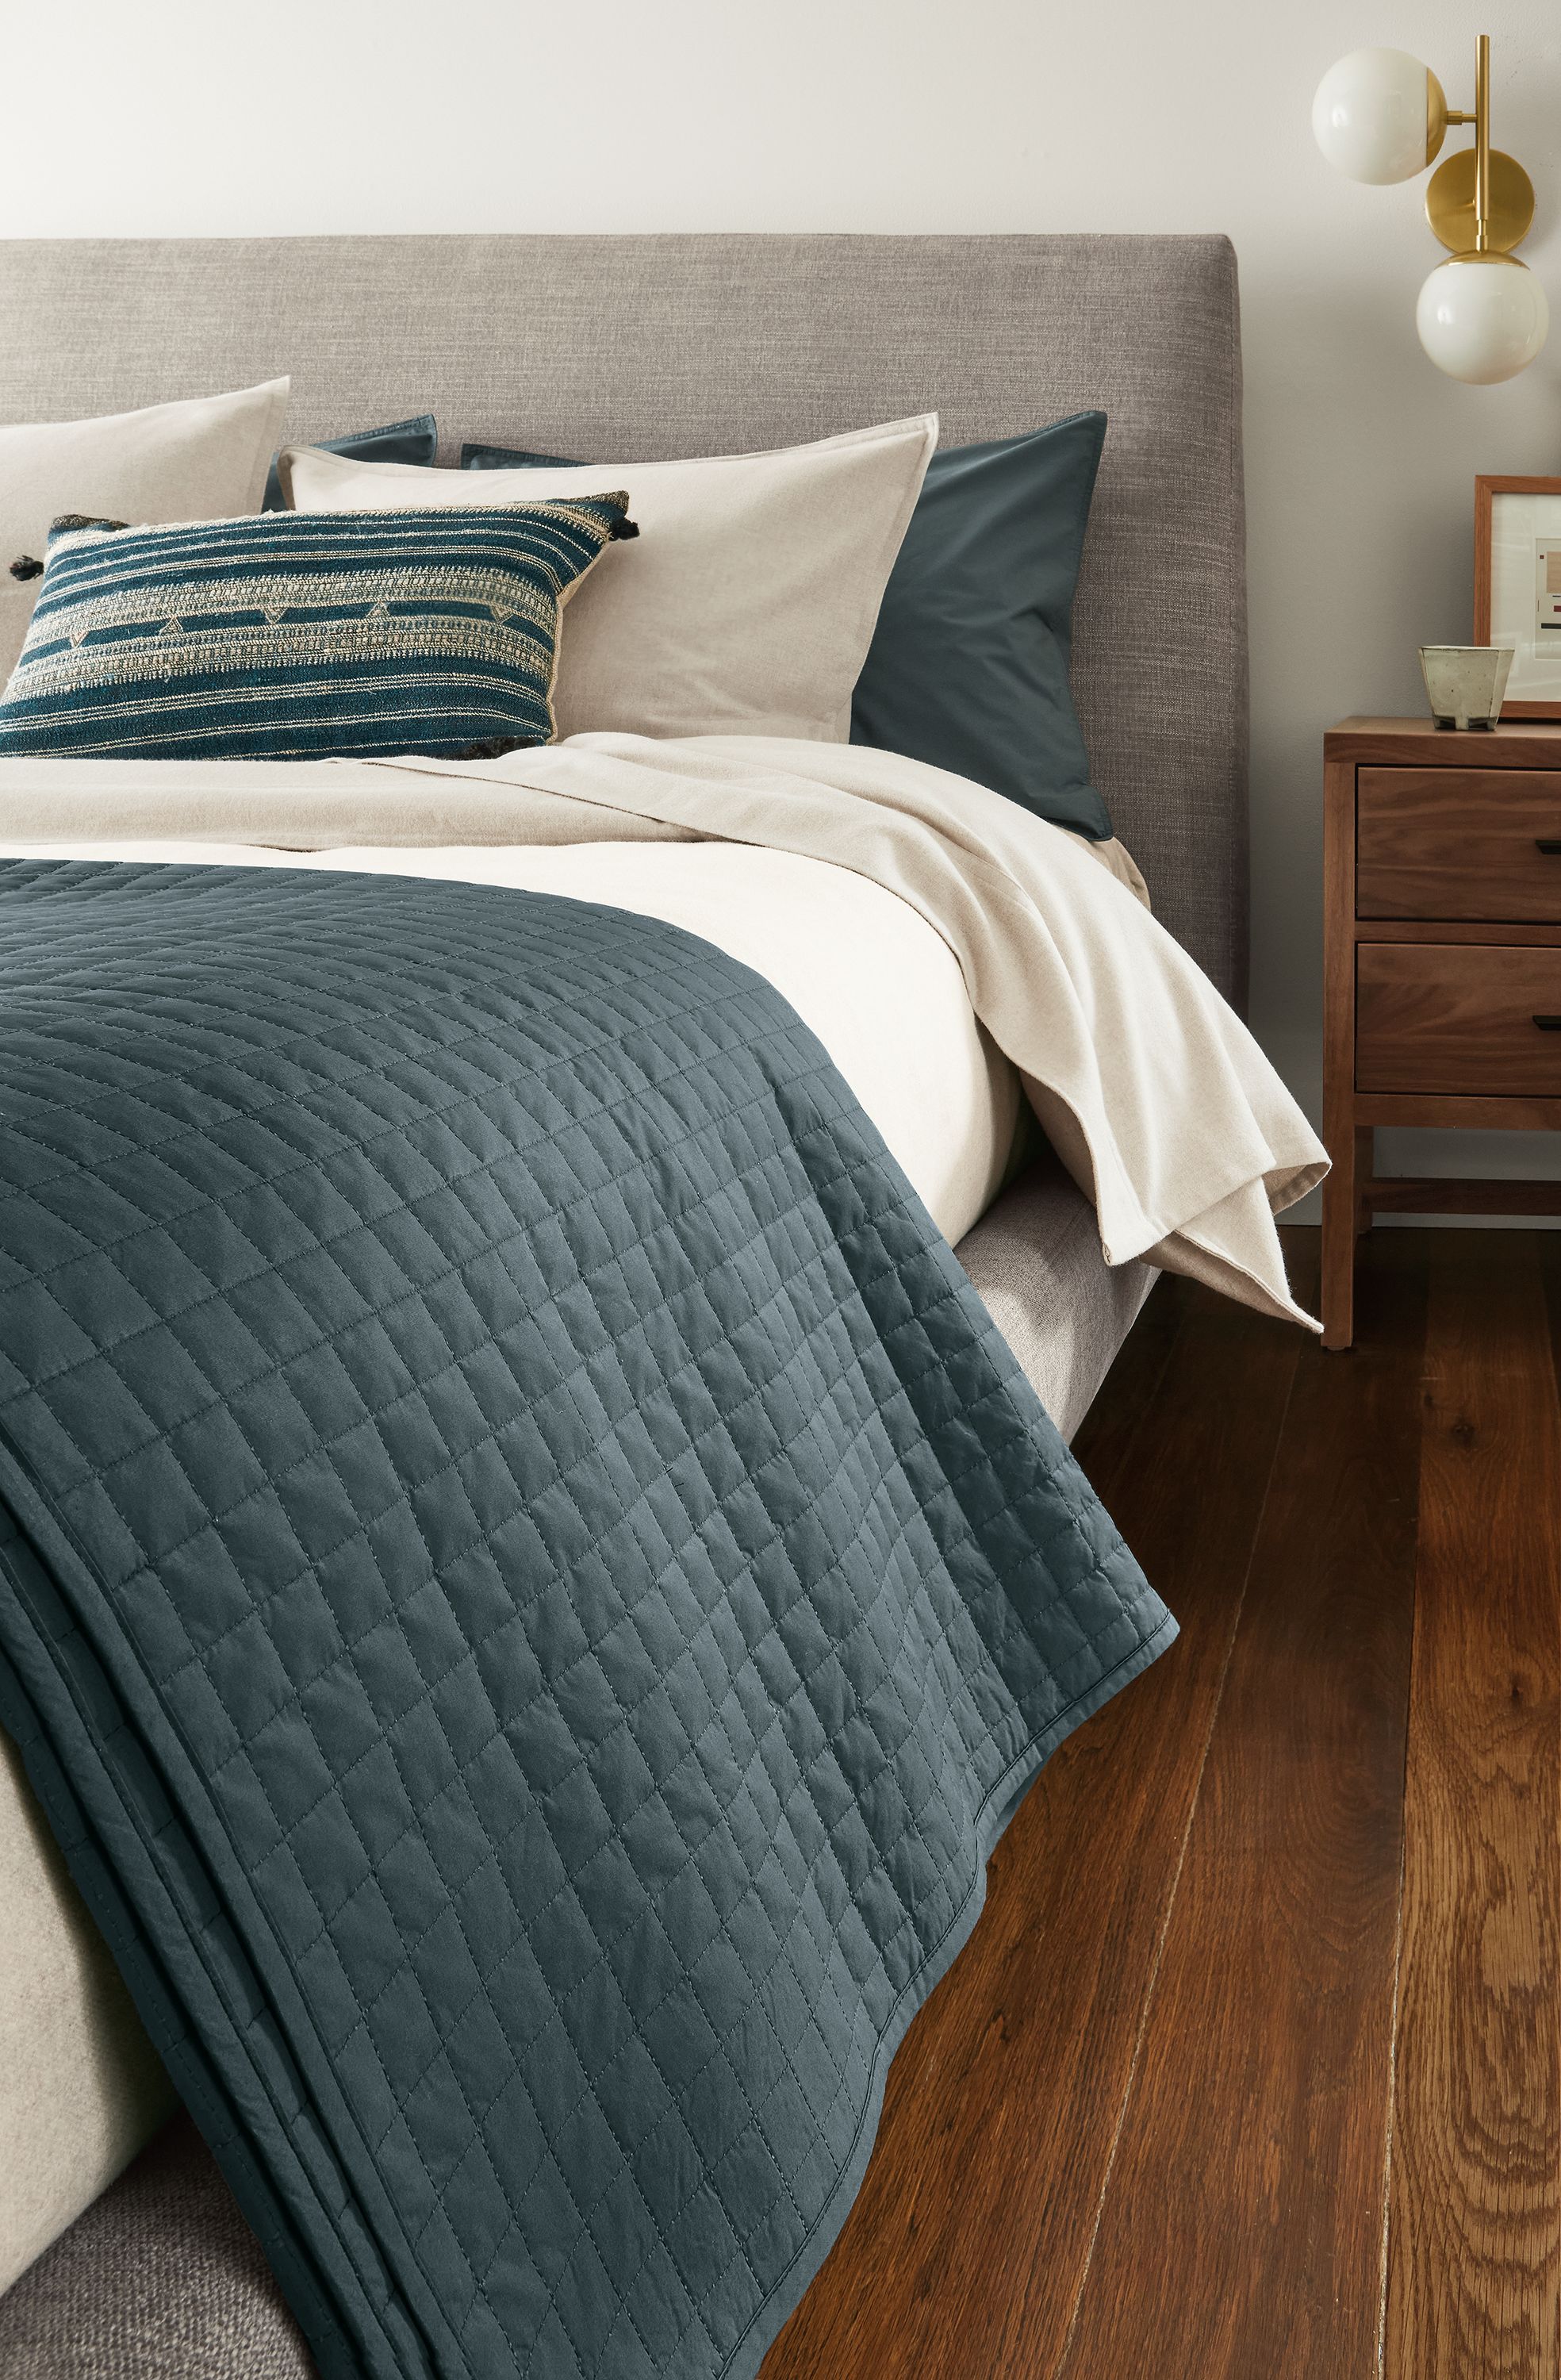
[[0, 232, 1248, 1005]]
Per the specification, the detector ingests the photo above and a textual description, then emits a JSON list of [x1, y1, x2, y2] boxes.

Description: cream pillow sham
[[0, 378, 290, 685], [281, 416, 938, 743]]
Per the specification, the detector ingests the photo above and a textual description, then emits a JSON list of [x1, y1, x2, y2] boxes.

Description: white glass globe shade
[[1313, 48, 1436, 185], [1416, 255, 1549, 384]]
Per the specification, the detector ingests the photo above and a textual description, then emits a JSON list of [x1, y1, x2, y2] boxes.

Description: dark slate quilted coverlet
[[0, 861, 1172, 2380]]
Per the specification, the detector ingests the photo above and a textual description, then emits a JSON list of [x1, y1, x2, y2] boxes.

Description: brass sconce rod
[[1425, 31, 1531, 259], [1474, 32, 1491, 251]]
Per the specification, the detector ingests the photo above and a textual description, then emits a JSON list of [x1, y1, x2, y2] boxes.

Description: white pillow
[[282, 416, 937, 744], [0, 379, 290, 686]]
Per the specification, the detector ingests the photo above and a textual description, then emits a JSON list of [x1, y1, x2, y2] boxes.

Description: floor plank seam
[[1375, 1778, 1412, 2379], [1375, 1285, 1429, 2380], [1049, 1334, 1305, 2379], [1383, 1238, 1561, 2375]]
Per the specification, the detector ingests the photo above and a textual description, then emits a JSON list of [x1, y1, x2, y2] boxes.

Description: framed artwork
[[1475, 474, 1561, 719]]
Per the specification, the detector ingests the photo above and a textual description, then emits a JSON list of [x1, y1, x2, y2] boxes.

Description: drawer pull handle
[[1535, 1015, 1561, 1031], [1537, 839, 1561, 855]]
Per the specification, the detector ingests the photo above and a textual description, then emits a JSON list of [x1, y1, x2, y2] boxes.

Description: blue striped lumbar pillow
[[0, 496, 634, 760]]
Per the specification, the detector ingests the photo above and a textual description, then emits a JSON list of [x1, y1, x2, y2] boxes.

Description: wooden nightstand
[[1322, 715, 1561, 1347]]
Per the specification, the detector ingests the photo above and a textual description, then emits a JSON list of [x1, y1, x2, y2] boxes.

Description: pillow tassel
[[451, 736, 528, 760], [49, 514, 129, 538], [10, 516, 132, 580]]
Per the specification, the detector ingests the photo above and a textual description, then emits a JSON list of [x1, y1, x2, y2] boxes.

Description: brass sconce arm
[[1426, 34, 1532, 257]]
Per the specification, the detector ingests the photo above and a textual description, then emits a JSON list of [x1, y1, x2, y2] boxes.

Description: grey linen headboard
[[0, 232, 1248, 1007]]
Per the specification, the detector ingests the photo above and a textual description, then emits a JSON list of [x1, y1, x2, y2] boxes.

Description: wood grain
[[1385, 1240, 1561, 2377], [1057, 1234, 1425, 2380], [1321, 757, 1360, 1347], [1354, 1124, 1375, 1236], [1363, 1177, 1561, 1218], [1352, 920, 1561, 947], [1357, 768, 1561, 923], [758, 1226, 1561, 2378], [1356, 943, 1561, 1097], [1473, 478, 1561, 720], [1472, 479, 1500, 660], [1321, 727, 1561, 1333], [759, 1276, 1305, 2380], [1357, 1091, 1561, 1132], [1326, 720, 1561, 767]]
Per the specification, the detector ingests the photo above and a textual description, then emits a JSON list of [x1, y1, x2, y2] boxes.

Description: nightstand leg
[[1321, 1126, 1356, 1350], [1354, 1126, 1374, 1235], [1321, 748, 1360, 1349]]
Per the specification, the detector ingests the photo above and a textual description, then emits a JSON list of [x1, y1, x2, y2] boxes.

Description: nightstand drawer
[[1357, 943, 1561, 1094], [1357, 767, 1561, 920]]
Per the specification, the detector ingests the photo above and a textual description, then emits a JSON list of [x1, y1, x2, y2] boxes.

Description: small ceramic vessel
[[1418, 643, 1515, 730]]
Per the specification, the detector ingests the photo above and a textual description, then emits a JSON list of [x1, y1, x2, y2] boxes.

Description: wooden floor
[[760, 1226, 1561, 2380]]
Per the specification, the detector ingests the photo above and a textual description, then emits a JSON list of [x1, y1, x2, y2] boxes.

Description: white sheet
[[0, 831, 1022, 1248]]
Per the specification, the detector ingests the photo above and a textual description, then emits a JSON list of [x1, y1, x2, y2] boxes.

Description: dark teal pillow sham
[[263, 414, 439, 510], [853, 414, 1110, 838], [461, 413, 1111, 837], [462, 441, 577, 471], [0, 495, 634, 759]]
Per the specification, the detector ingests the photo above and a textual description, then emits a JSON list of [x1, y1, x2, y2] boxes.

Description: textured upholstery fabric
[[955, 1154, 1157, 1440], [0, 2117, 314, 2380], [0, 498, 632, 758], [0, 1729, 178, 2290], [0, 860, 1171, 2379], [0, 233, 1248, 1006]]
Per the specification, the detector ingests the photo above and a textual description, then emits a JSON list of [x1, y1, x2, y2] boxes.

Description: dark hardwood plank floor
[[765, 1266, 1304, 2380], [1387, 1240, 1561, 2377], [1058, 1235, 1425, 2380], [760, 1225, 1561, 2380]]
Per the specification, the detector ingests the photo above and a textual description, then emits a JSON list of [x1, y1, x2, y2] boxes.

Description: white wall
[[4, 1, 1561, 1191]]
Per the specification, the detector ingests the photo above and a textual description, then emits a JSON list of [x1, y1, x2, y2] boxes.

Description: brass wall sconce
[[1313, 35, 1547, 383]]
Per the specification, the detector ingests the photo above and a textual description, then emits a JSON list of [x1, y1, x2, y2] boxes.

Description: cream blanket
[[0, 732, 1324, 1325]]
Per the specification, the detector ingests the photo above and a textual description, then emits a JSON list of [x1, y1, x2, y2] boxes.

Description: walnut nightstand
[[1322, 715, 1561, 1347]]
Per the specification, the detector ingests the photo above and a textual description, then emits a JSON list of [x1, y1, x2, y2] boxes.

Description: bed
[[0, 231, 1277, 2378]]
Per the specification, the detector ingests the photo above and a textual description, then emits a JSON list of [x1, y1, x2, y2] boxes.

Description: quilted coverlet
[[0, 858, 1172, 2379]]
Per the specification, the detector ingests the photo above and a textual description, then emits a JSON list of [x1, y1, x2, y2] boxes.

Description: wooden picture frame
[[1475, 474, 1561, 719]]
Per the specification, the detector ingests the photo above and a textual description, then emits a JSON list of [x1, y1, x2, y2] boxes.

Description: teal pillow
[[263, 414, 439, 510], [0, 496, 635, 760], [462, 441, 577, 471], [853, 416, 1110, 838], [462, 416, 1111, 837]]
